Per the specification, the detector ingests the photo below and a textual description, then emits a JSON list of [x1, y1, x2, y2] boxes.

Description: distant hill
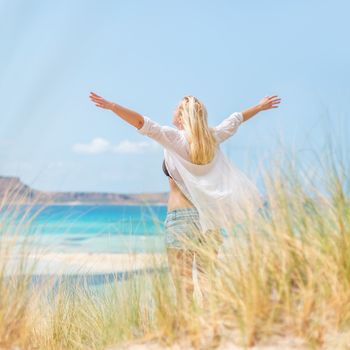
[[0, 176, 168, 205]]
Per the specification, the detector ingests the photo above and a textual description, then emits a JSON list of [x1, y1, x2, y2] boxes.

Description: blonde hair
[[178, 95, 218, 165]]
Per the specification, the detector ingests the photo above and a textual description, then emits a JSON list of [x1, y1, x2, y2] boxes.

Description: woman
[[89, 92, 281, 308]]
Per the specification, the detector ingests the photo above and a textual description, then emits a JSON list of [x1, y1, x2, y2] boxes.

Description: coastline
[[3, 251, 168, 275], [8, 202, 167, 206]]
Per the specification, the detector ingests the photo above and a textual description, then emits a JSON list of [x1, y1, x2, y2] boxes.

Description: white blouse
[[137, 112, 264, 234]]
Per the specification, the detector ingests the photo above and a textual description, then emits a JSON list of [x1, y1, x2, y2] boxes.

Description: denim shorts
[[164, 207, 223, 250]]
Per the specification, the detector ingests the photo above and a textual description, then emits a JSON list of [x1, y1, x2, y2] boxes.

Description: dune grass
[[0, 132, 349, 349]]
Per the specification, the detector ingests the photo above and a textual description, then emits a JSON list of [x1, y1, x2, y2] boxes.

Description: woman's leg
[[195, 230, 224, 346], [195, 229, 223, 306], [166, 247, 195, 308]]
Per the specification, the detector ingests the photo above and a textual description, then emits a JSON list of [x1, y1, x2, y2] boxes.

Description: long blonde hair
[[178, 95, 218, 165]]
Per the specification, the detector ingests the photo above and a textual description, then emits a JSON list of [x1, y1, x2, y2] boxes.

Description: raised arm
[[212, 112, 244, 144], [241, 95, 281, 122], [89, 92, 144, 128], [212, 95, 281, 144], [135, 115, 184, 151], [89, 91, 183, 150]]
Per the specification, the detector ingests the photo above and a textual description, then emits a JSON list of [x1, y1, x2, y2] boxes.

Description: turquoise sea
[[0, 203, 269, 288], [0, 204, 169, 254]]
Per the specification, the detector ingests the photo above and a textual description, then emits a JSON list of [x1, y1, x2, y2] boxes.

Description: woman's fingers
[[267, 95, 281, 101], [89, 93, 103, 101], [89, 91, 112, 110], [269, 98, 281, 109], [91, 95, 103, 100], [90, 91, 102, 98], [258, 95, 282, 111], [90, 95, 107, 104], [269, 97, 281, 104], [95, 102, 107, 108], [91, 96, 103, 101], [89, 92, 106, 104], [270, 97, 281, 105]]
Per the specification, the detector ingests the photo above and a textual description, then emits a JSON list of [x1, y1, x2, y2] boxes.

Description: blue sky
[[1, 0, 349, 194]]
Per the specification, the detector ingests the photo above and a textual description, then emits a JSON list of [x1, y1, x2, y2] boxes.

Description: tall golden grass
[[0, 129, 349, 350]]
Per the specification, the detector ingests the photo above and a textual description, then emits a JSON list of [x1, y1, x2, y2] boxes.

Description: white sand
[[3, 251, 349, 349], [2, 252, 168, 275]]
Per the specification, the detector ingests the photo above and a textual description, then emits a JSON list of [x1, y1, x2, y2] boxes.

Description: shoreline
[[3, 251, 168, 275], [4, 202, 168, 206]]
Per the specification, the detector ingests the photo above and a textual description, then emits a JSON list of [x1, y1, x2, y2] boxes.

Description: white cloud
[[72, 138, 111, 155], [114, 139, 160, 154], [72, 138, 160, 155]]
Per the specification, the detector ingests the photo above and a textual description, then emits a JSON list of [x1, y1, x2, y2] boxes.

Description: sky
[[1, 0, 349, 194]]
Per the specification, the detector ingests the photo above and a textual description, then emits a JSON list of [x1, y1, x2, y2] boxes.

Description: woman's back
[[137, 111, 244, 161], [157, 111, 242, 182], [137, 111, 263, 233]]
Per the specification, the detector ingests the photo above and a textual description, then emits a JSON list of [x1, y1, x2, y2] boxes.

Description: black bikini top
[[162, 159, 173, 179]]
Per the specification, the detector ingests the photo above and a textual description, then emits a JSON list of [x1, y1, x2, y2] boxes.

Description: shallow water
[[0, 204, 168, 253]]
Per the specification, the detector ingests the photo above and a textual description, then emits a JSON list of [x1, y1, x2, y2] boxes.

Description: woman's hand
[[89, 92, 114, 110], [258, 95, 281, 111], [89, 91, 144, 129], [241, 95, 281, 122]]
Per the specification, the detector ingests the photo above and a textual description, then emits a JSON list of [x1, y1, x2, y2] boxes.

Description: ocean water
[[0, 204, 168, 253], [0, 203, 269, 287]]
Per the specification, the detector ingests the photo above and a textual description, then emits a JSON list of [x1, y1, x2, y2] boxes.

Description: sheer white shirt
[[137, 112, 263, 233]]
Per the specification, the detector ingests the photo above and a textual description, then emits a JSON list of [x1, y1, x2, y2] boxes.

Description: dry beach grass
[[0, 131, 349, 350]]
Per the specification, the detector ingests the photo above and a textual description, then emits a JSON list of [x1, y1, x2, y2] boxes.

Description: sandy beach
[[109, 330, 309, 349], [110, 328, 350, 349], [3, 251, 168, 275], [4, 251, 349, 349]]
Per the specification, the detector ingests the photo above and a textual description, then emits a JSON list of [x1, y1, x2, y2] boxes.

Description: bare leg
[[166, 247, 195, 309], [195, 229, 223, 306], [195, 230, 223, 347]]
